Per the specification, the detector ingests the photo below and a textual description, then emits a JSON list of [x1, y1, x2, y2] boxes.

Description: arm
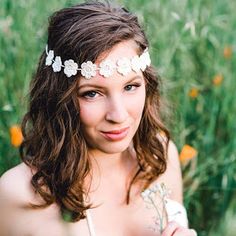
[[166, 140, 183, 203], [0, 169, 18, 235], [158, 140, 183, 203], [160, 142, 197, 236]]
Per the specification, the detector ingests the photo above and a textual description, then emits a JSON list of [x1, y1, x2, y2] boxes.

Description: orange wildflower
[[213, 74, 223, 86], [223, 46, 233, 59], [179, 144, 197, 164], [188, 88, 199, 98], [10, 125, 23, 147]]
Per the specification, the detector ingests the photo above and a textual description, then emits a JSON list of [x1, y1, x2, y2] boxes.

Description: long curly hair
[[20, 1, 170, 221]]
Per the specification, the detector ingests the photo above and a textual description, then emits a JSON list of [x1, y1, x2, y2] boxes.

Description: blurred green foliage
[[0, 0, 235, 235]]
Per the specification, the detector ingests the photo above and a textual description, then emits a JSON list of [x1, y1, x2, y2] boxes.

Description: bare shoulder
[[157, 139, 183, 203], [0, 163, 34, 235], [0, 162, 35, 204], [0, 163, 67, 236], [166, 140, 180, 169], [156, 134, 179, 165]]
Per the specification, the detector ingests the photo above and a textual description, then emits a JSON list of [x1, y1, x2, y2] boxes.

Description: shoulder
[[0, 162, 37, 204], [156, 134, 180, 171], [156, 133, 179, 165], [157, 139, 183, 204], [166, 140, 180, 170], [0, 162, 48, 207], [0, 164, 67, 235], [0, 163, 34, 234]]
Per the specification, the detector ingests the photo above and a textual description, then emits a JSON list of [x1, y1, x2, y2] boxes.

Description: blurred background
[[0, 0, 235, 235]]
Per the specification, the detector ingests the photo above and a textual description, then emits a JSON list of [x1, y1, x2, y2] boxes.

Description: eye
[[81, 90, 99, 99], [124, 83, 141, 91]]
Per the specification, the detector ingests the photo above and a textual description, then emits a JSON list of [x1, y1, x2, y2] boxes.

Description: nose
[[105, 95, 129, 123]]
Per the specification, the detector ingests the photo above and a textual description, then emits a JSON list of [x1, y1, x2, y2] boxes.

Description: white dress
[[85, 183, 188, 236]]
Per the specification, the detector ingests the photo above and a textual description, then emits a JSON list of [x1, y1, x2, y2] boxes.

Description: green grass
[[1, 0, 235, 235]]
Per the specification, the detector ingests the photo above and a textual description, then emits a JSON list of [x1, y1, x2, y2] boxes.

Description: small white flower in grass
[[52, 56, 62, 72], [184, 21, 196, 37], [171, 12, 181, 21], [117, 57, 131, 76], [140, 49, 151, 71], [81, 61, 97, 79], [64, 59, 78, 78], [99, 59, 115, 78], [45, 50, 54, 66], [2, 104, 13, 111]]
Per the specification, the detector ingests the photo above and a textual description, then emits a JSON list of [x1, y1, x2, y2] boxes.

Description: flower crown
[[45, 45, 151, 79]]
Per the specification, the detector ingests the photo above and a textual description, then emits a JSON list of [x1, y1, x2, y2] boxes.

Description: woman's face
[[77, 40, 146, 155]]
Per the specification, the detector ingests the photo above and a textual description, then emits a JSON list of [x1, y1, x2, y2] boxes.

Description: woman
[[0, 1, 197, 236]]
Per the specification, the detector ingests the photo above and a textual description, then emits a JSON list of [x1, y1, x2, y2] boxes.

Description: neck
[[88, 148, 133, 176], [83, 147, 141, 205], [85, 147, 138, 187]]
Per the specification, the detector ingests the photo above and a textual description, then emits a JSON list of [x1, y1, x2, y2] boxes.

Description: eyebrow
[[78, 76, 143, 90]]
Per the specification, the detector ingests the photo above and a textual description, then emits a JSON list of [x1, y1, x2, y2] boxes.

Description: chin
[[93, 139, 132, 154]]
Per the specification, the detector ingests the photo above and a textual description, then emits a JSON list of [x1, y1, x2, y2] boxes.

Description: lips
[[101, 127, 130, 141]]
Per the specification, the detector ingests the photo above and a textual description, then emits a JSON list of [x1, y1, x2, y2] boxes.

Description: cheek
[[79, 101, 103, 127], [130, 87, 146, 118]]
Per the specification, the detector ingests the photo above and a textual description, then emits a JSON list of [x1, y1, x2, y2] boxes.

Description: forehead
[[97, 40, 140, 64], [77, 40, 143, 88]]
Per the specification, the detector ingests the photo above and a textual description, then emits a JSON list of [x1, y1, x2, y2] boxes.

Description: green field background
[[0, 0, 235, 235]]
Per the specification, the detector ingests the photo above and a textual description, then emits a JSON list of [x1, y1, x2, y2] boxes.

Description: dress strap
[[85, 209, 97, 236]]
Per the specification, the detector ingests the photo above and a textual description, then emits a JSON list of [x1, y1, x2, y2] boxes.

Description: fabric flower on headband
[[52, 56, 62, 72], [81, 61, 97, 79], [64, 59, 78, 77], [99, 59, 115, 78], [140, 50, 151, 71], [131, 55, 142, 73], [117, 58, 132, 76], [45, 45, 151, 79], [46, 50, 54, 66]]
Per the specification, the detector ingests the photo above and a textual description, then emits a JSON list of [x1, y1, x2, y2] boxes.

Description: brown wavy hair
[[20, 1, 170, 221]]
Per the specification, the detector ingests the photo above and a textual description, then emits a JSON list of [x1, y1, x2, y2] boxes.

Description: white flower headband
[[45, 45, 151, 79]]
